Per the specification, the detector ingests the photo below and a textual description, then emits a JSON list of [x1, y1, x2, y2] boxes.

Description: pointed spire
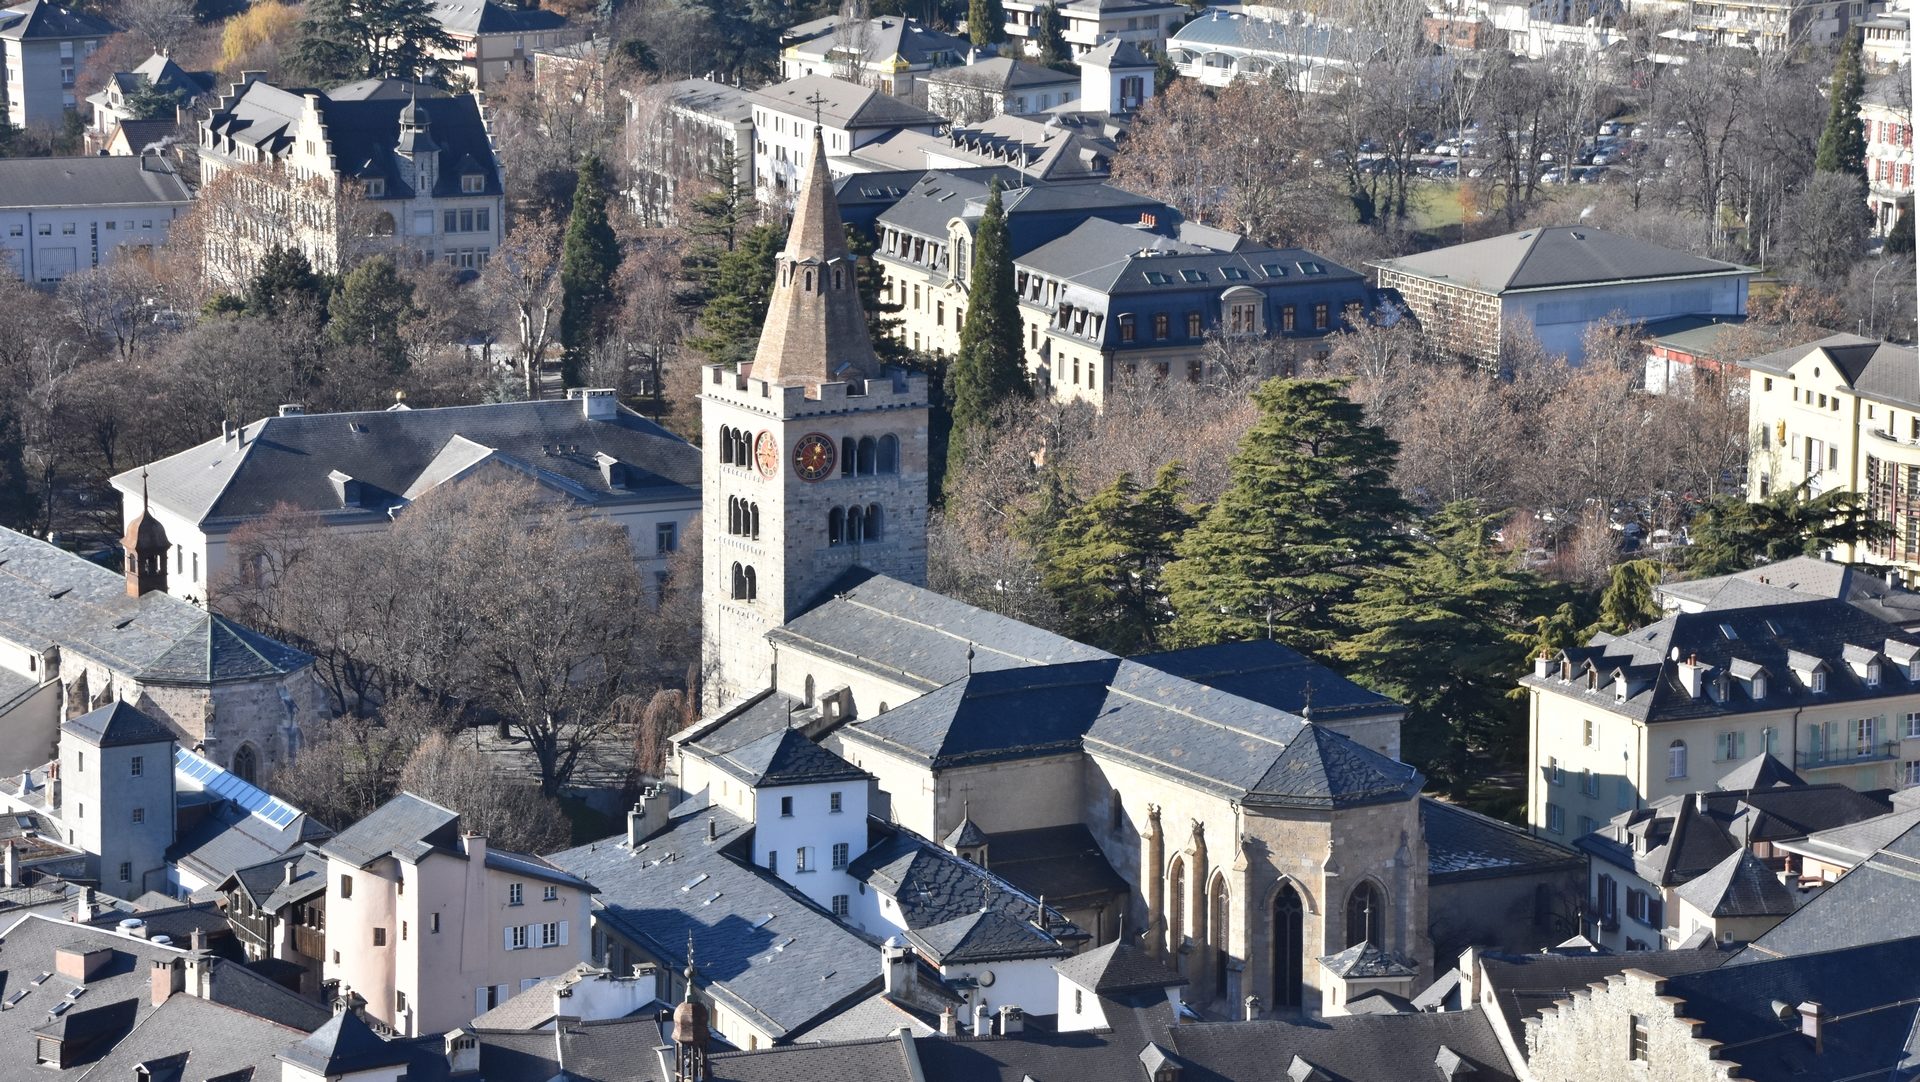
[[748, 124, 881, 386]]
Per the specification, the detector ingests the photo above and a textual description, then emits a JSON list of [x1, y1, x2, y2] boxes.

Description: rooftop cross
[[804, 90, 827, 134]]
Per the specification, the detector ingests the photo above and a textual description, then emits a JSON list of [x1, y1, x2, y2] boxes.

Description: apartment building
[[747, 75, 944, 210], [431, 0, 582, 88], [778, 14, 967, 97], [1863, 76, 1912, 238], [626, 77, 753, 227], [0, 0, 113, 129], [0, 153, 191, 284], [1690, 0, 1861, 48], [1002, 0, 1185, 59]]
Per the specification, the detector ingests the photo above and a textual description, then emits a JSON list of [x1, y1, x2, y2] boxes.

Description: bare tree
[[399, 732, 574, 852], [482, 212, 564, 399]]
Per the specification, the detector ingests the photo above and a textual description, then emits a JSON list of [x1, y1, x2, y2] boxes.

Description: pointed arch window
[[1345, 882, 1384, 949], [232, 744, 259, 784]]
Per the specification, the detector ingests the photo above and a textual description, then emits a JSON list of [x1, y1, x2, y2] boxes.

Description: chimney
[[220, 420, 232, 442], [278, 404, 304, 416], [971, 1003, 990, 1036], [446, 1029, 482, 1074], [189, 927, 206, 953], [186, 948, 213, 999], [75, 887, 95, 924], [997, 1004, 1023, 1035], [707, 817, 717, 843], [283, 860, 298, 885], [1798, 1001, 1823, 1052], [1534, 652, 1553, 678], [628, 787, 665, 847], [569, 387, 618, 421], [882, 939, 916, 998], [939, 1007, 957, 1036], [462, 833, 487, 866], [1033, 895, 1047, 930], [3, 841, 17, 889], [1678, 655, 1706, 698], [1244, 994, 1262, 1021], [149, 958, 183, 1006]]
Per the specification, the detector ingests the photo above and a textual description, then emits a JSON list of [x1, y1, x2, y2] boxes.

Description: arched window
[[828, 507, 845, 546], [842, 437, 857, 477], [847, 506, 865, 545], [877, 434, 899, 474], [857, 436, 876, 475], [1209, 875, 1230, 998], [833, 267, 843, 290], [1109, 789, 1124, 832], [750, 504, 760, 539], [232, 744, 259, 785], [804, 269, 814, 291], [728, 496, 740, 535], [720, 427, 734, 465], [1167, 858, 1187, 961], [1272, 883, 1303, 1009], [744, 566, 757, 601], [1668, 739, 1688, 780], [865, 504, 883, 542], [1345, 882, 1384, 949], [731, 562, 746, 599]]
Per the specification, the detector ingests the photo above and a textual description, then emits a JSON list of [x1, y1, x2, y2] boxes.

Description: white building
[[1002, 0, 1185, 59], [431, 0, 582, 88], [0, 154, 190, 284], [1864, 75, 1912, 237], [778, 14, 968, 97], [626, 77, 754, 226], [1166, 8, 1376, 90], [0, 0, 113, 129], [113, 391, 701, 605], [321, 792, 596, 1037], [748, 75, 945, 209], [924, 55, 1080, 121]]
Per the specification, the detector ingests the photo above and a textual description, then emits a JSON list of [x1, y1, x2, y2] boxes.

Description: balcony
[[1797, 741, 1900, 770]]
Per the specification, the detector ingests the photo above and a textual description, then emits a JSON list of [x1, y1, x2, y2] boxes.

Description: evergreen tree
[[1687, 483, 1893, 576], [688, 223, 784, 367], [944, 180, 1029, 495], [289, 0, 457, 85], [326, 255, 419, 375], [1163, 378, 1409, 651], [1594, 558, 1663, 634], [845, 224, 912, 368], [967, 0, 1005, 47], [246, 246, 329, 319], [121, 78, 186, 121], [1034, 3, 1072, 70], [0, 410, 38, 533], [559, 156, 622, 388], [1038, 464, 1195, 654], [1814, 33, 1868, 181], [1331, 503, 1559, 794], [1887, 201, 1915, 256]]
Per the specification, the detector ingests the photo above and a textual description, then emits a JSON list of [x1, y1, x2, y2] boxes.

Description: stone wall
[[1527, 969, 1738, 1082]]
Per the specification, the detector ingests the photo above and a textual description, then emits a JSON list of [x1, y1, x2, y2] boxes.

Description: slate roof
[[547, 808, 881, 1040], [1580, 782, 1889, 888], [1081, 37, 1154, 68], [116, 398, 697, 531], [1715, 752, 1805, 790], [279, 1007, 411, 1073], [1662, 557, 1920, 631], [1739, 333, 1920, 412], [1020, 219, 1364, 300], [976, 824, 1128, 905], [319, 792, 460, 868], [0, 0, 112, 40], [654, 77, 754, 124], [0, 527, 314, 686], [1052, 939, 1184, 994], [1149, 1007, 1519, 1082], [1777, 801, 1920, 872], [1476, 944, 1730, 1049], [714, 724, 873, 789], [221, 845, 328, 913], [1319, 942, 1418, 979], [925, 56, 1076, 93], [940, 815, 986, 850], [432, 0, 568, 35], [1673, 847, 1798, 919], [907, 908, 1069, 964], [748, 75, 944, 130], [1372, 225, 1750, 296], [61, 702, 176, 749], [1169, 8, 1381, 60], [0, 155, 192, 210], [782, 15, 966, 69], [872, 171, 1162, 251], [60, 992, 309, 1082], [1524, 598, 1920, 723], [1421, 798, 1583, 884], [847, 828, 1080, 964], [1736, 818, 1920, 964], [1133, 640, 1401, 724]]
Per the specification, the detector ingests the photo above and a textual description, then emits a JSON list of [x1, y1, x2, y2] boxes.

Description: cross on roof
[[804, 90, 828, 133]]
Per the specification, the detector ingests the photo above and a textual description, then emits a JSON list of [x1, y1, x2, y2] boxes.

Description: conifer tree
[[688, 223, 784, 367], [1163, 378, 1409, 650], [559, 156, 622, 388], [1594, 559, 1663, 634], [1034, 3, 1072, 70], [967, 0, 1005, 47], [1331, 503, 1558, 793], [1039, 464, 1195, 654], [289, 0, 457, 85], [246, 247, 330, 319], [1887, 201, 1914, 256], [944, 180, 1029, 495], [1814, 33, 1868, 181], [326, 254, 419, 376], [1687, 484, 1891, 575]]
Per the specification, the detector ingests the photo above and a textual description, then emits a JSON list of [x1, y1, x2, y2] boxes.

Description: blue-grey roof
[[547, 808, 880, 1039], [979, 824, 1128, 905], [61, 702, 175, 749], [1737, 818, 1920, 965], [71, 993, 313, 1082], [847, 829, 1078, 964], [0, 527, 314, 685], [117, 398, 697, 530], [1372, 225, 1750, 296], [907, 909, 1069, 965], [1318, 942, 1418, 978], [0, 155, 192, 211], [319, 792, 461, 868], [1020, 219, 1363, 298], [1133, 640, 1401, 724], [1674, 847, 1797, 919], [713, 725, 872, 790], [432, 0, 568, 34], [1169, 9, 1377, 59], [1421, 798, 1582, 884], [873, 171, 1164, 249], [1053, 939, 1183, 994], [1477, 945, 1730, 1050], [168, 793, 331, 886], [279, 1008, 411, 1073], [0, 0, 113, 41], [221, 846, 329, 912]]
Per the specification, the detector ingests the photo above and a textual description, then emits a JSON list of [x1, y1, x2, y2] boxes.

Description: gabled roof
[[0, 0, 113, 40], [61, 702, 175, 749], [1319, 942, 1418, 979], [1715, 752, 1804, 791], [432, 0, 568, 35], [1674, 847, 1797, 919], [1777, 801, 1920, 872], [1371, 225, 1750, 296], [1082, 38, 1153, 68], [1053, 939, 1185, 994], [319, 792, 461, 868], [782, 14, 966, 69], [848, 828, 1080, 963], [1737, 818, 1920, 964], [906, 908, 1069, 964], [941, 815, 987, 850], [0, 155, 193, 212], [926, 56, 1077, 93], [1582, 781, 1889, 887], [1476, 944, 1730, 1049], [716, 726, 873, 789], [1421, 797, 1583, 884], [1018, 217, 1364, 300], [1739, 333, 1920, 412], [748, 75, 944, 130]]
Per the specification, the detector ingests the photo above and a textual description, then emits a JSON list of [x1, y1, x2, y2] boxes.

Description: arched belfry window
[[865, 504, 883, 541], [846, 506, 866, 545], [828, 507, 845, 546], [877, 434, 899, 474], [842, 437, 856, 476], [857, 437, 876, 475], [1345, 882, 1384, 949], [743, 566, 757, 601]]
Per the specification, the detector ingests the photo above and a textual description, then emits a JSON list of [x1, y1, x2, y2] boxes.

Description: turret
[[123, 469, 169, 598]]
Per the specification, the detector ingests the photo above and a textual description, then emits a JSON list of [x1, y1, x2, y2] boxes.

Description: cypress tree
[[1163, 378, 1409, 651], [1814, 34, 1868, 181], [967, 0, 1005, 47], [944, 180, 1029, 496], [559, 156, 622, 388], [1039, 463, 1195, 654]]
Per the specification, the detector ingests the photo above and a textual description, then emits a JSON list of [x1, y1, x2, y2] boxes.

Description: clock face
[[753, 431, 780, 479], [793, 433, 836, 482]]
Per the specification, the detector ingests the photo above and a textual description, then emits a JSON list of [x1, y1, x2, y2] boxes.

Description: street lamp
[[1868, 256, 1898, 339]]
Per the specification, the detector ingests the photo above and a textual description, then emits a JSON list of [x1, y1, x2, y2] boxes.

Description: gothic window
[[1167, 858, 1186, 958], [1272, 883, 1304, 1009], [828, 507, 845, 546], [833, 267, 843, 289], [877, 435, 899, 474], [804, 269, 814, 291], [1345, 881, 1383, 949], [857, 436, 876, 475], [1209, 875, 1230, 998], [1109, 790, 1123, 832], [232, 744, 258, 785], [732, 562, 754, 600], [865, 504, 883, 541], [720, 427, 733, 465], [729, 497, 741, 535]]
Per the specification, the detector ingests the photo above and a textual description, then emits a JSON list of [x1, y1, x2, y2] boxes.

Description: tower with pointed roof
[[700, 125, 929, 712], [123, 470, 170, 598]]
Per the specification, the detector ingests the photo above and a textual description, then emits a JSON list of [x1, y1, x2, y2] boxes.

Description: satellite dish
[[977, 969, 996, 987]]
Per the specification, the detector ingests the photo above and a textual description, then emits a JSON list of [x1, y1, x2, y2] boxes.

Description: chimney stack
[[3, 841, 18, 889], [938, 1006, 957, 1036], [189, 927, 206, 953], [707, 817, 718, 843], [1798, 1001, 1824, 1052], [149, 958, 183, 1006], [284, 860, 298, 885], [76, 887, 94, 924], [1244, 994, 1262, 1021], [971, 1003, 990, 1036], [997, 1004, 1023, 1035], [882, 939, 915, 998]]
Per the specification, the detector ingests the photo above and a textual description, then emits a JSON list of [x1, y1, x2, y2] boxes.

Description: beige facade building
[[320, 793, 595, 1037], [1741, 335, 1920, 573], [430, 0, 581, 88]]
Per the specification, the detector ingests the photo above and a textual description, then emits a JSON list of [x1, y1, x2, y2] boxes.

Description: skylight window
[[1180, 269, 1206, 283], [1145, 271, 1171, 285], [1298, 261, 1324, 275], [1222, 267, 1248, 280], [1719, 624, 1738, 640], [1262, 263, 1286, 277]]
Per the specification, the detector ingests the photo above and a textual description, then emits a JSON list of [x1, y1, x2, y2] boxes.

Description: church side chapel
[[673, 123, 1544, 1020]]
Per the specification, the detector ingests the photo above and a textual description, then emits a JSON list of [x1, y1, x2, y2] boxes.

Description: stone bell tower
[[699, 125, 929, 713]]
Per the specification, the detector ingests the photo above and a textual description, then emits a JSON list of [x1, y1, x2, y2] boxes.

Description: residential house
[[216, 846, 329, 996], [1002, 0, 1186, 59], [1863, 75, 1912, 237], [0, 154, 191, 284], [924, 55, 1079, 121], [1732, 812, 1920, 962], [1860, 7, 1911, 69], [748, 75, 945, 210], [1523, 597, 1920, 840], [111, 391, 700, 605], [0, 526, 324, 783], [198, 76, 504, 283], [1739, 335, 1920, 571], [1371, 225, 1752, 366], [83, 52, 208, 154], [1774, 793, 1920, 882], [1690, 0, 1863, 48], [1575, 755, 1887, 951], [431, 0, 582, 88], [0, 0, 113, 129], [1654, 555, 1920, 633], [778, 14, 967, 97], [1013, 217, 1371, 405], [1167, 8, 1378, 91], [626, 77, 753, 227], [320, 792, 596, 1036], [470, 960, 663, 1031]]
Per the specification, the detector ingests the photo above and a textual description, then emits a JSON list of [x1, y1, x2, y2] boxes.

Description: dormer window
[[1753, 674, 1767, 699], [365, 177, 385, 197], [462, 173, 484, 193], [1868, 662, 1882, 686], [1811, 671, 1828, 693], [1614, 676, 1629, 703]]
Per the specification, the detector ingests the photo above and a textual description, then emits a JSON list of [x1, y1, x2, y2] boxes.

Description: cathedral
[[686, 127, 1547, 1018]]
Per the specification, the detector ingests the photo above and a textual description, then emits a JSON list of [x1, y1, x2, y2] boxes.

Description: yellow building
[[1743, 335, 1920, 573], [1523, 598, 1920, 840]]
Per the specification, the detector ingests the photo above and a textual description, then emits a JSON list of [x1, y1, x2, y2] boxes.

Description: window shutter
[[476, 988, 488, 1016], [504, 926, 515, 951], [558, 920, 569, 946]]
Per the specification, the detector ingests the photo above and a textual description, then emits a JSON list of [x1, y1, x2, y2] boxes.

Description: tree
[[1594, 559, 1663, 634], [327, 255, 420, 379], [289, 0, 457, 86], [246, 246, 331, 319], [1888, 201, 1915, 256], [1033, 2, 1070, 69], [119, 77, 186, 122], [945, 180, 1029, 494], [118, 0, 197, 53], [967, 0, 1004, 47], [1687, 484, 1894, 576], [482, 213, 564, 400], [1038, 464, 1194, 654], [1164, 378, 1410, 651], [688, 223, 783, 366], [398, 732, 573, 852], [221, 0, 302, 74], [559, 156, 622, 388], [1814, 33, 1867, 181], [1332, 503, 1556, 793]]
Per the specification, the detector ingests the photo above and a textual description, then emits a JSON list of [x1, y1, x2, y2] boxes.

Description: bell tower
[[700, 126, 928, 713], [123, 469, 169, 599]]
